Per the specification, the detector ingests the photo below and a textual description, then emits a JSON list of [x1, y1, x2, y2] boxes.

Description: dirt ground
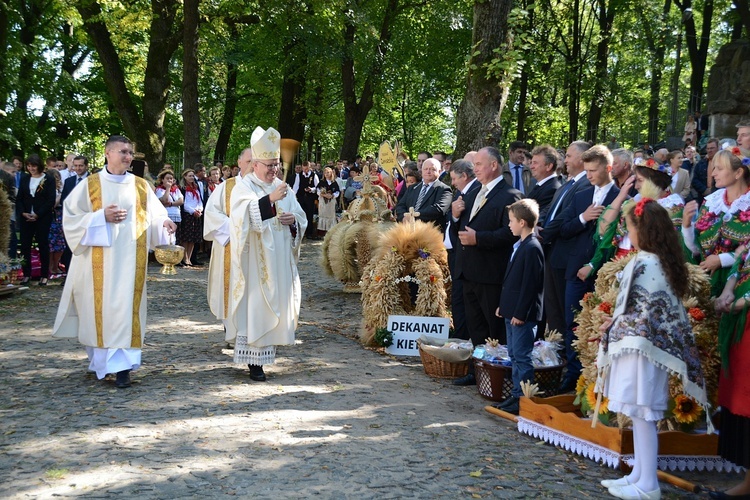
[[0, 240, 739, 498]]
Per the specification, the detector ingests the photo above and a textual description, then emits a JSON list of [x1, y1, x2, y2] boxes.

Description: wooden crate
[[519, 395, 719, 457]]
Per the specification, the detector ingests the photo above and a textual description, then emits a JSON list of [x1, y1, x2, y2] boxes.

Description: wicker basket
[[474, 358, 565, 401], [418, 344, 470, 379]]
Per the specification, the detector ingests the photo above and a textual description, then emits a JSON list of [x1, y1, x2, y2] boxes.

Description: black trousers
[[463, 279, 505, 358], [447, 250, 468, 340], [543, 260, 567, 338], [20, 217, 52, 279], [299, 195, 317, 238]]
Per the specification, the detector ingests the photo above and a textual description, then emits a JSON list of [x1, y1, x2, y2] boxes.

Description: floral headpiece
[[730, 146, 750, 168], [639, 158, 673, 177], [634, 197, 654, 218]]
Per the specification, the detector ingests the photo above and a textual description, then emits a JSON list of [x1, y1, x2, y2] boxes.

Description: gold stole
[[88, 174, 148, 348], [223, 178, 237, 317]]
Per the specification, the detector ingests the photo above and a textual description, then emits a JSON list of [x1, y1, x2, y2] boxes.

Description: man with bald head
[[395, 157, 451, 230], [450, 147, 522, 386]]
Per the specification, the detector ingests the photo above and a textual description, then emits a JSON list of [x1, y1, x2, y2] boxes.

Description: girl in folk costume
[[586, 160, 684, 280], [683, 148, 750, 296], [316, 166, 340, 237], [180, 168, 204, 267], [154, 170, 184, 227], [598, 199, 709, 500], [712, 199, 750, 498]]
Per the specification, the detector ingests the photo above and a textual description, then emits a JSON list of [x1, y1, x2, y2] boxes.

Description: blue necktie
[[513, 165, 522, 191], [544, 179, 575, 227]]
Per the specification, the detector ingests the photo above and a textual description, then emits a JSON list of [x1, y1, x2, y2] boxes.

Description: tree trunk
[[516, 65, 529, 142], [454, 0, 514, 157], [182, 0, 201, 169], [735, 0, 750, 37], [675, 0, 714, 113], [214, 58, 237, 164], [277, 54, 307, 144], [567, 0, 582, 143], [77, 0, 182, 172], [0, 2, 11, 111], [585, 0, 617, 142], [644, 0, 671, 144], [339, 0, 399, 161], [13, 0, 45, 154]]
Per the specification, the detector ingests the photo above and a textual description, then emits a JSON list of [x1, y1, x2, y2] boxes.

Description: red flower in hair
[[634, 197, 654, 217], [645, 158, 656, 167], [732, 146, 742, 157]]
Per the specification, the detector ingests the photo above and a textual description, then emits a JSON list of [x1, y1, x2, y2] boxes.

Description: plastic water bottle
[[473, 346, 486, 360]]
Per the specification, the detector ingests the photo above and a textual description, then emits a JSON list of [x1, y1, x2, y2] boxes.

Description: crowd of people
[[2, 119, 750, 499]]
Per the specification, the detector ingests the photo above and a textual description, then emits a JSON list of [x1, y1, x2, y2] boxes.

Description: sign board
[[378, 141, 397, 171], [385, 315, 450, 356]]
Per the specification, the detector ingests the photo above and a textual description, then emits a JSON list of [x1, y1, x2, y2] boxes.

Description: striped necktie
[[415, 183, 429, 210]]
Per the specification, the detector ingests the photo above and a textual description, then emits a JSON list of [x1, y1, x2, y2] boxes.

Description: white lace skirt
[[233, 335, 276, 366], [604, 351, 669, 421]]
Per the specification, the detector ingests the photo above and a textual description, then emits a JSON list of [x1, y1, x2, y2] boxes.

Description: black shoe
[[115, 370, 132, 388], [248, 364, 266, 382], [192, 258, 203, 266], [20, 277, 30, 286], [492, 396, 520, 413], [492, 395, 519, 411], [453, 373, 476, 386], [709, 492, 750, 499], [501, 399, 520, 414]]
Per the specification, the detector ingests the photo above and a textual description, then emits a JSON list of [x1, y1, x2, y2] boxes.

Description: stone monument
[[706, 40, 750, 139]]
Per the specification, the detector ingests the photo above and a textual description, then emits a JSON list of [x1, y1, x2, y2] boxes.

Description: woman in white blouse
[[179, 168, 204, 267]]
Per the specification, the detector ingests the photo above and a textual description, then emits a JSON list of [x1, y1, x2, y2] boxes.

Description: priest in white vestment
[[203, 161, 240, 332], [52, 135, 177, 388], [227, 127, 307, 381]]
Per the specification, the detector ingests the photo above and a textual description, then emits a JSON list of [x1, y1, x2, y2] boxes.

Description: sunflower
[[673, 394, 702, 424], [576, 375, 588, 396], [585, 383, 609, 414]]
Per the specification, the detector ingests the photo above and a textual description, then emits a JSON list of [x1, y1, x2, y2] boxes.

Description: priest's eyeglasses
[[256, 161, 281, 170]]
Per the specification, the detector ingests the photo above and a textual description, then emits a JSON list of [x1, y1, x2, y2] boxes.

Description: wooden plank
[[520, 397, 633, 454], [485, 405, 518, 423], [520, 396, 718, 457], [657, 431, 718, 456]]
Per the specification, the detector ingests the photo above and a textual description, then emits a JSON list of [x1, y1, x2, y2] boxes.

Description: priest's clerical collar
[[105, 165, 127, 176]]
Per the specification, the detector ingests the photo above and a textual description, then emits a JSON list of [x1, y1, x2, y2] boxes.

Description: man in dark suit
[[451, 147, 522, 386], [395, 158, 451, 230], [60, 156, 90, 273], [526, 144, 562, 226], [60, 156, 89, 204], [502, 141, 535, 195], [540, 141, 592, 352], [556, 144, 620, 391], [443, 159, 480, 341], [293, 161, 320, 239]]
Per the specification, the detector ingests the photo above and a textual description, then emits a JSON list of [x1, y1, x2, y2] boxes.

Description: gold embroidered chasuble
[[53, 170, 170, 348], [226, 173, 307, 352]]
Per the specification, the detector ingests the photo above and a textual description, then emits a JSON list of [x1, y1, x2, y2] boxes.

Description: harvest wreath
[[359, 221, 451, 345]]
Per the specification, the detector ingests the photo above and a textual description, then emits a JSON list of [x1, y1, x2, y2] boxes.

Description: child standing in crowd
[[494, 199, 544, 415], [180, 168, 204, 267], [599, 199, 708, 500]]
